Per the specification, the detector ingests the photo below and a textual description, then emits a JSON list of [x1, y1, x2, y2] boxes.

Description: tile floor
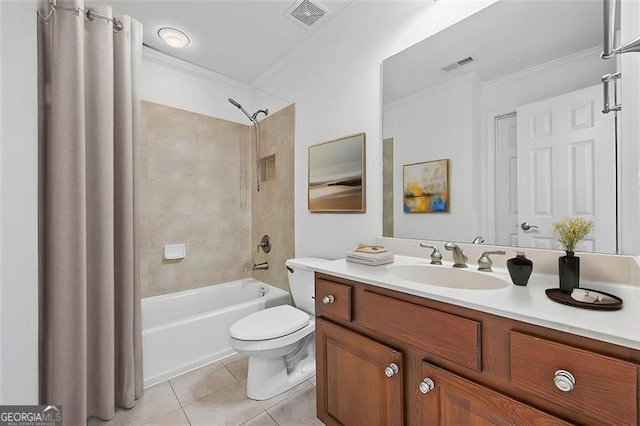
[[88, 354, 323, 426]]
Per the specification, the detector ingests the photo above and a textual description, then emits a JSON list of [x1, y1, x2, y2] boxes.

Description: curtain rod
[[37, 0, 124, 32]]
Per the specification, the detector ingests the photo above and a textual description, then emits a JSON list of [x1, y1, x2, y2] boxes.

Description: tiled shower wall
[[138, 101, 295, 298], [138, 101, 252, 298], [251, 105, 296, 293]]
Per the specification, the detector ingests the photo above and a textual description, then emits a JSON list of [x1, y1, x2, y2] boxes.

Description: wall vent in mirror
[[260, 154, 276, 183], [441, 56, 475, 72]]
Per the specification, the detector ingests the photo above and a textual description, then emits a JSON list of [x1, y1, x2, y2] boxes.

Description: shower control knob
[[419, 378, 435, 394], [384, 363, 399, 378], [553, 370, 575, 392], [322, 295, 335, 304]]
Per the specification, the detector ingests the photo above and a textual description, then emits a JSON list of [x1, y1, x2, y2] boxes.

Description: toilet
[[229, 257, 328, 400]]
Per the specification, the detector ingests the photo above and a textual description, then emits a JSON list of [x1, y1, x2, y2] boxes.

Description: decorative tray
[[545, 288, 623, 311]]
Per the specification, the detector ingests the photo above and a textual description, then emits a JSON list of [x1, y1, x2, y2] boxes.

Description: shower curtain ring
[[37, 0, 55, 22], [113, 19, 124, 32]]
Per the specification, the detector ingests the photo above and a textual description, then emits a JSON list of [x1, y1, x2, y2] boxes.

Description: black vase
[[559, 251, 580, 291], [507, 252, 533, 286]]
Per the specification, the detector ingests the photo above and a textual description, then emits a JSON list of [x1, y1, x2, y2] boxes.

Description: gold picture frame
[[403, 159, 449, 213], [308, 132, 366, 213]]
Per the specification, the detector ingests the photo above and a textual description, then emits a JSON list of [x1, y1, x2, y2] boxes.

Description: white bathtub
[[142, 278, 290, 387]]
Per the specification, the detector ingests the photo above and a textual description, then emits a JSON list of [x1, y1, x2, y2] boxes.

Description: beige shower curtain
[[38, 1, 143, 424]]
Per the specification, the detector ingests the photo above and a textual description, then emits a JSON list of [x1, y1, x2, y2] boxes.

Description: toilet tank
[[286, 257, 329, 314]]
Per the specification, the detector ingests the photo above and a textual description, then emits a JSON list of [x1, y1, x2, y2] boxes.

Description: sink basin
[[387, 264, 509, 290]]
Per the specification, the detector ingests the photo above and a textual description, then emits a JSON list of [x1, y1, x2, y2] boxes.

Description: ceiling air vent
[[441, 56, 475, 72], [286, 0, 328, 29]]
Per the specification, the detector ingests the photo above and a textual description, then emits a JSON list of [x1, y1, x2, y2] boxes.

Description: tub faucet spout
[[253, 261, 269, 271], [444, 242, 468, 268]]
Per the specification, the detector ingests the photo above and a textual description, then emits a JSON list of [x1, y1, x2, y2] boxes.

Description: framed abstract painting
[[403, 159, 449, 213], [308, 132, 366, 212]]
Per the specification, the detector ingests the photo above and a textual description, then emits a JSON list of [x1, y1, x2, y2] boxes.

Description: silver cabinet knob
[[384, 363, 399, 378], [520, 222, 539, 231], [322, 295, 335, 304], [419, 378, 435, 394], [553, 370, 575, 392]]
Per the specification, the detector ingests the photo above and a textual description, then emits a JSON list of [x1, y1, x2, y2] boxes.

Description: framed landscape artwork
[[403, 159, 449, 213], [308, 133, 366, 212]]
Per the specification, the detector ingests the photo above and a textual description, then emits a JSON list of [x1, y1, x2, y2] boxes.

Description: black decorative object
[[506, 252, 533, 286], [558, 251, 580, 291]]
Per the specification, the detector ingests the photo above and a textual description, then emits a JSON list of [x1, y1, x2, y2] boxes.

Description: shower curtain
[[38, 1, 143, 423]]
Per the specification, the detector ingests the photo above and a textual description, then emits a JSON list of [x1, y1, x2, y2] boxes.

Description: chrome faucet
[[477, 250, 506, 272], [444, 242, 468, 268], [419, 243, 443, 265], [252, 261, 269, 271]]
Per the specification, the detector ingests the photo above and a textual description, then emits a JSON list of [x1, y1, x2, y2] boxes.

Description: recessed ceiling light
[[158, 27, 190, 48]]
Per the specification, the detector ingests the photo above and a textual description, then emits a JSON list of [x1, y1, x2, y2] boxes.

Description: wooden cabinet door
[[316, 317, 403, 426], [420, 361, 571, 425]]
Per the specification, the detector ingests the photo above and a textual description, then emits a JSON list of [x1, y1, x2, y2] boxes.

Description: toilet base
[[245, 334, 316, 400], [246, 354, 315, 400]]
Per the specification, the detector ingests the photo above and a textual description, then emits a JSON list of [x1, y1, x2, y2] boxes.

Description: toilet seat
[[229, 305, 310, 341]]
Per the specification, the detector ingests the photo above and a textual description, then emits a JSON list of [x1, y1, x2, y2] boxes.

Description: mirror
[[382, 0, 630, 254], [308, 132, 366, 212]]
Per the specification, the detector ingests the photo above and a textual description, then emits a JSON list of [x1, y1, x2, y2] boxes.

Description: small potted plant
[[552, 217, 594, 291]]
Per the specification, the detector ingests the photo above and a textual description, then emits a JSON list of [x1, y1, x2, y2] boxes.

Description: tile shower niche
[[260, 154, 276, 182]]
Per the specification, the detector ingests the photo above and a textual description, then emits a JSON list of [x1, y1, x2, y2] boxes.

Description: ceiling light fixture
[[158, 27, 190, 48]]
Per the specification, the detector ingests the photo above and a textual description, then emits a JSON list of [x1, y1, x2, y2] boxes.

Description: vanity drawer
[[511, 331, 638, 425], [315, 279, 352, 322], [361, 290, 481, 371]]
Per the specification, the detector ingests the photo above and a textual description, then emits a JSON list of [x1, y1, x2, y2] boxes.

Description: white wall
[[254, 1, 495, 259], [482, 49, 614, 114], [384, 73, 481, 241], [140, 47, 290, 124], [0, 0, 39, 404]]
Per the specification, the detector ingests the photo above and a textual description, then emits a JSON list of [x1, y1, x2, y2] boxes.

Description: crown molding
[[142, 45, 252, 90]]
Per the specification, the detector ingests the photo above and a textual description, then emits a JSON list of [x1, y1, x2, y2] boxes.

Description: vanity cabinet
[[510, 331, 638, 425], [419, 361, 571, 425], [316, 317, 403, 426], [314, 272, 640, 426]]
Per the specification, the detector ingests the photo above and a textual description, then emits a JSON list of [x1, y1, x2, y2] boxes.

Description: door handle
[[520, 222, 539, 231]]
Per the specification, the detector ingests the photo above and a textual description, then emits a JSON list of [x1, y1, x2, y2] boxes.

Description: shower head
[[251, 109, 269, 121], [228, 97, 254, 122]]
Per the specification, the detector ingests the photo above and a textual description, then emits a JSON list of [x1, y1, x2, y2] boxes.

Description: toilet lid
[[230, 305, 311, 341]]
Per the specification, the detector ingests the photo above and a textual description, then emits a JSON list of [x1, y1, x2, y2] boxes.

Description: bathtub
[[142, 278, 290, 387]]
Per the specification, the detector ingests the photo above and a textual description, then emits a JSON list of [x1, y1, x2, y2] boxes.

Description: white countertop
[[312, 255, 640, 350]]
